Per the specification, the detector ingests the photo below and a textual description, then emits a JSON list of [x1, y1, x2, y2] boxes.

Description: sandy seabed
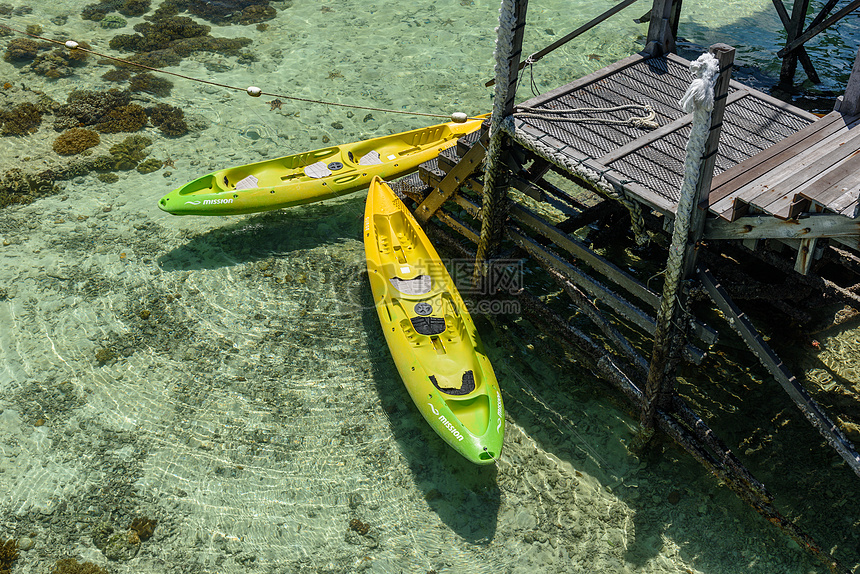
[[0, 1, 858, 573]]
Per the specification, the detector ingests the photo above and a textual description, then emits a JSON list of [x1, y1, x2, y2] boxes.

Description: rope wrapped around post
[[500, 116, 650, 244], [474, 0, 520, 285], [638, 51, 721, 438]]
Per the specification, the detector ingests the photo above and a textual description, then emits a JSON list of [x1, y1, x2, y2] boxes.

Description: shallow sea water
[[0, 1, 858, 573]]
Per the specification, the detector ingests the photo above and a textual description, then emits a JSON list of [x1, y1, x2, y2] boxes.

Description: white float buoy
[[247, 86, 262, 97], [451, 112, 468, 123], [65, 40, 79, 49]]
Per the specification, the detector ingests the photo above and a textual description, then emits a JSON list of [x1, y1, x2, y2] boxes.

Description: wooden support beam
[[644, 0, 682, 55], [806, 0, 841, 30], [704, 213, 860, 243], [794, 237, 818, 274], [777, 0, 860, 58], [779, 0, 812, 87], [510, 202, 660, 308], [670, 396, 771, 501], [633, 7, 652, 23], [771, 0, 821, 84], [513, 232, 645, 325], [510, 201, 718, 345], [547, 267, 649, 374], [434, 207, 481, 244], [837, 45, 860, 116], [508, 159, 553, 200], [534, 174, 591, 214], [698, 267, 860, 479], [508, 226, 706, 364], [803, 0, 841, 38]]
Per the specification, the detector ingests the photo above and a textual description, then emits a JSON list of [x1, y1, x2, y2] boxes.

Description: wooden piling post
[[638, 44, 735, 440], [645, 0, 683, 55], [836, 45, 860, 116], [474, 0, 529, 283], [779, 0, 812, 88], [771, 0, 821, 85], [683, 44, 735, 276]]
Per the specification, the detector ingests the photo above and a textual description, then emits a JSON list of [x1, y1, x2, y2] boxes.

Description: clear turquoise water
[[0, 1, 858, 573]]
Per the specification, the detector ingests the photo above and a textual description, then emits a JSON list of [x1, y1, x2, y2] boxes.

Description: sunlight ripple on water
[[0, 0, 857, 573]]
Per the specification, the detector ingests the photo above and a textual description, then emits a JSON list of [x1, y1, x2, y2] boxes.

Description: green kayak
[[158, 115, 486, 216], [364, 175, 504, 465]]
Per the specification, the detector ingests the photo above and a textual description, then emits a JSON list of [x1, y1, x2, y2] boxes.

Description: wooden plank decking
[[707, 111, 860, 220]]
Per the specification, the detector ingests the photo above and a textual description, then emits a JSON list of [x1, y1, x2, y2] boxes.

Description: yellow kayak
[[364, 176, 504, 464], [158, 115, 486, 216]]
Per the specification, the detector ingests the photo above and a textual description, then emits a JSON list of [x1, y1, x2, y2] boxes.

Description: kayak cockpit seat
[[303, 161, 333, 179], [429, 370, 476, 396], [398, 313, 444, 346], [347, 149, 384, 166], [233, 174, 259, 190], [390, 275, 432, 296], [358, 150, 383, 165], [411, 315, 446, 336]]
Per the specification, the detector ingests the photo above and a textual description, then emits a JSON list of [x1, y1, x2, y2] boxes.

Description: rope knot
[[678, 52, 720, 113], [629, 104, 659, 129]]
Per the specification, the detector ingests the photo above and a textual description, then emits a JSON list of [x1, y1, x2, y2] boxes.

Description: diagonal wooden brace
[[772, 0, 821, 84], [415, 136, 487, 223], [698, 266, 860, 478]]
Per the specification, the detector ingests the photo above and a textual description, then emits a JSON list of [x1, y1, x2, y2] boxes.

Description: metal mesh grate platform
[[510, 51, 817, 215]]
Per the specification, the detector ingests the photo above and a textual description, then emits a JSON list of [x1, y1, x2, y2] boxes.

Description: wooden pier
[[509, 51, 817, 218], [395, 1, 860, 572]]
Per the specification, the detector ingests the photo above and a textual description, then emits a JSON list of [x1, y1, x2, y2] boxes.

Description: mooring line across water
[[0, 22, 482, 122]]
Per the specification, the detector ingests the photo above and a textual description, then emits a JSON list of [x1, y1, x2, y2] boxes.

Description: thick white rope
[[639, 51, 721, 433], [662, 52, 720, 296]]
